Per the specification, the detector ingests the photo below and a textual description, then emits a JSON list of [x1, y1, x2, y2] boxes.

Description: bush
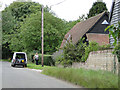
[[29, 53, 55, 66], [56, 38, 87, 66], [53, 40, 112, 66], [38, 55, 55, 66], [81, 41, 99, 61]]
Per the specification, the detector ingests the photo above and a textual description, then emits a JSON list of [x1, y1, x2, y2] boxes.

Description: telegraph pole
[[41, 5, 44, 67], [41, 0, 66, 67]]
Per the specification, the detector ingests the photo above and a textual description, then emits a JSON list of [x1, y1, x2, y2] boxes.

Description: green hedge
[[38, 55, 55, 66], [30, 54, 55, 66]]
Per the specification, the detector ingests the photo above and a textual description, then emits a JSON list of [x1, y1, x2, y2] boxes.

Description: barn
[[60, 11, 109, 48]]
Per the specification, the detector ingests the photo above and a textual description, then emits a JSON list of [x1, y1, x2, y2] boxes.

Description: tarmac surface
[[1, 61, 80, 88]]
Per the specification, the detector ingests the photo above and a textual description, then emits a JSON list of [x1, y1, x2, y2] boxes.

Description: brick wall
[[72, 49, 118, 74]]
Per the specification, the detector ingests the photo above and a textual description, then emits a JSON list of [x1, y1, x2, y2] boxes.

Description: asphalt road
[[1, 61, 80, 88]]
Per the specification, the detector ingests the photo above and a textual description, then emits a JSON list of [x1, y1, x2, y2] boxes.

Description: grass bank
[[42, 67, 118, 88]]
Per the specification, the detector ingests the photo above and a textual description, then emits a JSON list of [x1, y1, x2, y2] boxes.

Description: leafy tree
[[8, 2, 41, 21], [2, 8, 16, 59], [2, 1, 88, 59], [88, 1, 108, 18], [2, 1, 53, 58], [9, 11, 66, 54]]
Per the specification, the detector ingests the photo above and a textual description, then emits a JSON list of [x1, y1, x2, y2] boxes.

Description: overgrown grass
[[42, 67, 118, 88]]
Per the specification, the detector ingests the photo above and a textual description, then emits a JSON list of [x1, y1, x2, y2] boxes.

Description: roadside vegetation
[[42, 67, 118, 88], [1, 59, 118, 88], [2, 0, 107, 59], [0, 59, 11, 62], [2, 1, 118, 89], [54, 39, 111, 67], [27, 63, 51, 70]]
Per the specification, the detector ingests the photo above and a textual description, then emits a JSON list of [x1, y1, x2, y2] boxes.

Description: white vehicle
[[11, 52, 27, 67]]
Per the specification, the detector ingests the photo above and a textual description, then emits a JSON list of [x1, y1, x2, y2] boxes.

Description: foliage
[[2, 1, 69, 57], [7, 2, 42, 21], [0, 59, 11, 62], [2, 1, 88, 59], [87, 1, 108, 18], [105, 22, 120, 46], [81, 41, 111, 62], [9, 11, 66, 54], [2, 1, 43, 58], [54, 41, 111, 66], [2, 8, 17, 59], [38, 54, 54, 66], [55, 38, 87, 66], [42, 67, 118, 88], [78, 14, 87, 21], [81, 41, 99, 62], [114, 44, 120, 62], [27, 63, 51, 70], [105, 22, 120, 62], [54, 53, 64, 65]]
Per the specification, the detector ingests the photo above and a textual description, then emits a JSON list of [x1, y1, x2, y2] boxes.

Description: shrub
[[38, 55, 55, 66], [59, 38, 87, 66], [81, 41, 99, 61], [29, 53, 54, 66], [53, 40, 112, 66]]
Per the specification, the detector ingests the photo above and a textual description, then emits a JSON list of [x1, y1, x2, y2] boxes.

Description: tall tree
[[87, 1, 108, 18], [9, 11, 66, 54], [2, 1, 50, 58]]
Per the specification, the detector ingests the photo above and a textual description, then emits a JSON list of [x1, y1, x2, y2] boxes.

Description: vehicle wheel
[[23, 65, 25, 68], [25, 64, 27, 67], [12, 64, 15, 67]]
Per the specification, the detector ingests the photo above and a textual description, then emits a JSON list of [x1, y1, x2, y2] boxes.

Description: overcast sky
[[0, 0, 113, 21]]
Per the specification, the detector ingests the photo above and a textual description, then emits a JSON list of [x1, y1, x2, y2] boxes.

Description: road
[[1, 61, 80, 88]]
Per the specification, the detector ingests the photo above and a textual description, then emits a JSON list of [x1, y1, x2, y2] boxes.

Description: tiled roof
[[60, 11, 107, 48]]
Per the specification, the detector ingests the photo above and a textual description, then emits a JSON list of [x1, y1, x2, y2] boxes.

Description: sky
[[0, 0, 113, 21]]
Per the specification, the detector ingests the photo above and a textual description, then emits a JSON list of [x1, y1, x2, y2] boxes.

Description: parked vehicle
[[11, 52, 27, 67]]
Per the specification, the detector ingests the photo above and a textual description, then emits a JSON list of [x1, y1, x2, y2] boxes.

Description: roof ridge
[[79, 11, 106, 24]]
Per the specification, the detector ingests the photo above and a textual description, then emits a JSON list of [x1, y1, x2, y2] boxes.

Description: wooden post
[[41, 6, 44, 67]]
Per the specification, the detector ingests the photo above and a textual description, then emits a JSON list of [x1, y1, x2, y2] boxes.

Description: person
[[34, 53, 39, 65]]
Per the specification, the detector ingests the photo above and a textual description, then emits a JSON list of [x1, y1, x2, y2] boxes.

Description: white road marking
[[26, 68, 43, 72]]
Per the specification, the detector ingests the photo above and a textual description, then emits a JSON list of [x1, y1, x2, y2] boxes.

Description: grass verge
[[42, 67, 118, 88], [27, 63, 51, 70], [0, 59, 11, 62], [1, 59, 118, 88]]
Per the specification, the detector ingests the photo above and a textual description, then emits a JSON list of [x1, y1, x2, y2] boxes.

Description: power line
[[50, 0, 67, 7]]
